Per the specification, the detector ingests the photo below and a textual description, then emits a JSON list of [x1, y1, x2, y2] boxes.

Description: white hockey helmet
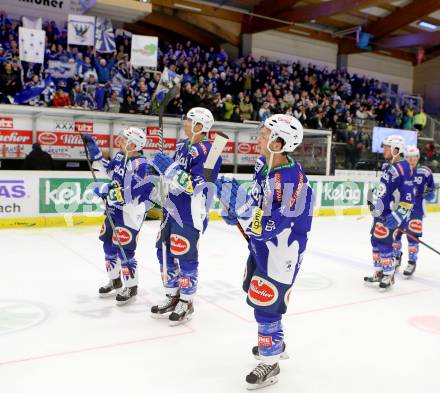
[[186, 107, 214, 134], [120, 126, 146, 151], [405, 145, 420, 159], [382, 134, 405, 156], [263, 114, 303, 153]]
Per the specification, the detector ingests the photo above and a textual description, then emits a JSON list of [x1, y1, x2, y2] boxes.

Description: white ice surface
[[1, 215, 440, 393]]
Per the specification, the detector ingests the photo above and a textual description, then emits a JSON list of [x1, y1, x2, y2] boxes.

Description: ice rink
[[1, 215, 440, 393]]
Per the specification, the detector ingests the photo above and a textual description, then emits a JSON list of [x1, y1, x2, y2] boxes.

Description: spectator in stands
[[120, 94, 137, 114], [223, 94, 235, 121], [71, 82, 86, 108], [93, 53, 116, 84], [52, 86, 71, 107], [239, 95, 253, 121], [23, 143, 55, 170], [258, 101, 271, 122], [403, 107, 414, 129], [231, 106, 242, 122], [132, 79, 150, 114], [345, 137, 360, 169], [413, 108, 427, 132], [0, 62, 21, 102], [106, 91, 120, 113]]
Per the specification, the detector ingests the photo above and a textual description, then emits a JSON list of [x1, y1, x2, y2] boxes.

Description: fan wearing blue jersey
[[83, 127, 156, 305], [149, 107, 222, 325], [216, 114, 313, 390], [393, 146, 436, 278], [364, 135, 414, 290]]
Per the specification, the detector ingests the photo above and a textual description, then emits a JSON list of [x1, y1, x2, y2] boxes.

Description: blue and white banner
[[48, 60, 77, 79], [131, 34, 158, 68], [13, 77, 53, 104], [68, 14, 95, 46], [18, 27, 46, 64], [95, 17, 115, 53], [22, 16, 42, 30]]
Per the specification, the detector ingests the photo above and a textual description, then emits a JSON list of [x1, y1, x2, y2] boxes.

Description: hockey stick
[[80, 134, 133, 277], [157, 85, 180, 284], [397, 228, 440, 256], [204, 132, 250, 243]]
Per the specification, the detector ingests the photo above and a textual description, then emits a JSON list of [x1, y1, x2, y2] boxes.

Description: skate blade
[[116, 296, 136, 306], [254, 352, 290, 361], [151, 312, 172, 319], [246, 376, 279, 390], [169, 314, 193, 327], [99, 288, 122, 299], [363, 281, 380, 288]]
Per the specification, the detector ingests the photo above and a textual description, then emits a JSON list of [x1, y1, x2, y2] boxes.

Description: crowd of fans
[[1, 13, 438, 171]]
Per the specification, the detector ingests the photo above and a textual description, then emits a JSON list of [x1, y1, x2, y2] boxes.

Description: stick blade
[[205, 132, 229, 171]]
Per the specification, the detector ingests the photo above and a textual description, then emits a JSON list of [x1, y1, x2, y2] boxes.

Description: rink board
[[0, 171, 439, 229]]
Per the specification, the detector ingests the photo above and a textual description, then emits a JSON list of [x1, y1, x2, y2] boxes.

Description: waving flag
[[131, 35, 158, 68], [68, 14, 95, 46], [151, 67, 182, 114], [19, 27, 46, 64], [13, 77, 53, 105], [95, 17, 115, 53]]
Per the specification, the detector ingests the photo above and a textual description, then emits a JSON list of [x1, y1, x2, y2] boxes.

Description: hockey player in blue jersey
[[216, 114, 313, 390], [393, 146, 436, 278], [364, 135, 414, 290], [149, 107, 222, 325], [83, 127, 156, 305]]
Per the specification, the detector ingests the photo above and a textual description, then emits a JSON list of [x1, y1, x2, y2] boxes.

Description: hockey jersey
[[239, 156, 313, 241], [166, 138, 222, 232], [412, 164, 435, 215], [373, 159, 414, 219], [93, 152, 156, 230]]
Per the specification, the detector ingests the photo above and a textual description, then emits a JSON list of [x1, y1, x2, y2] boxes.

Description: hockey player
[[149, 107, 222, 325], [393, 146, 436, 277], [83, 127, 156, 305], [364, 135, 414, 290], [216, 114, 313, 390]]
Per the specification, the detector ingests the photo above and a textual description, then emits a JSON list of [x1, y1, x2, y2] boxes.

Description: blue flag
[[95, 17, 115, 53], [13, 77, 53, 105]]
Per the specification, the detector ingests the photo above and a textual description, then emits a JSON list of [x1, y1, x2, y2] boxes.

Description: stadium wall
[[1, 171, 439, 229], [413, 57, 440, 115]]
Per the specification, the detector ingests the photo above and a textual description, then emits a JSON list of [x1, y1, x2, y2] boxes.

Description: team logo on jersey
[[112, 227, 132, 245], [105, 260, 111, 271], [409, 219, 423, 234], [190, 147, 199, 158], [381, 258, 393, 267], [258, 335, 273, 348], [248, 276, 278, 307], [100, 222, 106, 236], [179, 277, 191, 288], [284, 287, 292, 307], [170, 234, 190, 255], [373, 223, 389, 239]]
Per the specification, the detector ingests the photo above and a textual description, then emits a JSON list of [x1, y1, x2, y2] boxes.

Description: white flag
[[68, 14, 95, 46], [22, 17, 42, 30], [95, 17, 115, 53], [131, 35, 158, 68], [19, 27, 46, 64]]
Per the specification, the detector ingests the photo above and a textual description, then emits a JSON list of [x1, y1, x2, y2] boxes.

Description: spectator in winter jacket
[[0, 62, 21, 101], [23, 143, 55, 170], [93, 54, 116, 84], [239, 95, 253, 121], [223, 94, 235, 120], [52, 87, 72, 107]]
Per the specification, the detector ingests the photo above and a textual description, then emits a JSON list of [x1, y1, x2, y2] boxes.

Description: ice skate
[[363, 271, 383, 287], [99, 277, 122, 298], [246, 363, 280, 390], [151, 294, 180, 319], [403, 262, 416, 278], [115, 285, 137, 305], [379, 274, 395, 291], [169, 299, 194, 326]]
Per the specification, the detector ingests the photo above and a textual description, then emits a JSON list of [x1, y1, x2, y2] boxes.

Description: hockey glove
[[215, 176, 254, 226], [83, 134, 102, 161], [91, 182, 111, 200], [384, 202, 412, 229], [151, 152, 175, 175], [424, 190, 436, 203]]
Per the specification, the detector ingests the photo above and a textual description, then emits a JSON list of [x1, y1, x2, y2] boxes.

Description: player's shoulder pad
[[418, 165, 432, 177], [254, 156, 266, 174]]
